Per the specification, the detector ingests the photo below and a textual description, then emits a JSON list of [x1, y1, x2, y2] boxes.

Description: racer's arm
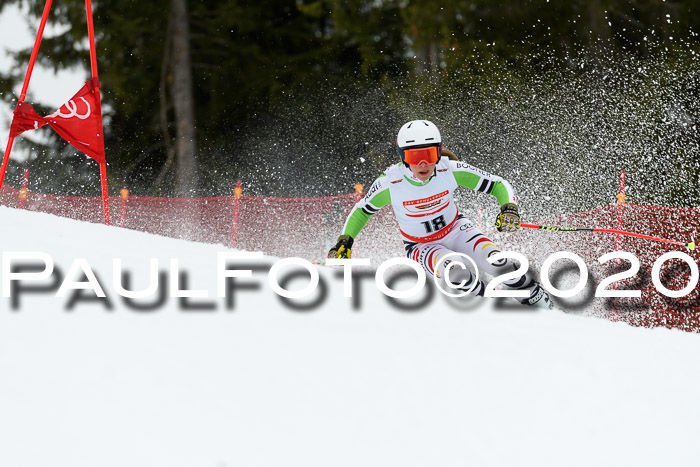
[[450, 160, 521, 232], [328, 175, 392, 259], [450, 160, 517, 206], [342, 175, 392, 237]]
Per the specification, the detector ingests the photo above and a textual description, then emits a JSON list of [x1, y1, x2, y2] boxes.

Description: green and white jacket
[[343, 156, 517, 243]]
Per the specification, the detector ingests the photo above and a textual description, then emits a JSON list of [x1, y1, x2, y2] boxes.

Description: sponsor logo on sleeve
[[363, 180, 381, 201], [455, 162, 492, 178]]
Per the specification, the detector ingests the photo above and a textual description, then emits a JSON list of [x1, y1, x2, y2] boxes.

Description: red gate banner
[[10, 77, 106, 164]]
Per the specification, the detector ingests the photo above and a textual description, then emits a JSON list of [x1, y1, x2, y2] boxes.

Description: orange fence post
[[611, 169, 626, 321], [354, 183, 364, 203], [119, 188, 129, 228], [18, 168, 30, 209], [615, 170, 626, 251], [230, 180, 243, 248]]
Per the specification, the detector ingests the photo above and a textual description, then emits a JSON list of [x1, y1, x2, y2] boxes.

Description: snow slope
[[1, 206, 700, 467]]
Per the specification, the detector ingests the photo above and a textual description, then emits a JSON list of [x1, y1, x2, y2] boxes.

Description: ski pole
[[520, 223, 696, 251]]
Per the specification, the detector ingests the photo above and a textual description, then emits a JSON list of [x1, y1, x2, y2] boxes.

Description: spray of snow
[[2, 206, 700, 467]]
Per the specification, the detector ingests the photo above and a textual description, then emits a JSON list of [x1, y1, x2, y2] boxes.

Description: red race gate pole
[[85, 0, 110, 225], [0, 0, 54, 192]]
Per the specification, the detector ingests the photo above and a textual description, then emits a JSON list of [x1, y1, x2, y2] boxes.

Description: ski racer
[[328, 119, 553, 309]]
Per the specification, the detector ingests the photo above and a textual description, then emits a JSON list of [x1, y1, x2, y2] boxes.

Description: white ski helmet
[[395, 120, 442, 162]]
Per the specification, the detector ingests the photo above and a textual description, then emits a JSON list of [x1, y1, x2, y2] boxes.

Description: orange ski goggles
[[402, 145, 440, 166]]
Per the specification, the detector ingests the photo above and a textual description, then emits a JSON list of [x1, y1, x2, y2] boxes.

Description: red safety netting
[[1, 183, 698, 332]]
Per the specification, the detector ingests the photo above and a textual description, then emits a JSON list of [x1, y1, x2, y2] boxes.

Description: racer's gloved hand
[[328, 235, 354, 258], [495, 203, 521, 232]]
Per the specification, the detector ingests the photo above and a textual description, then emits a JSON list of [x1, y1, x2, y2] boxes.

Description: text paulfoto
[[0, 250, 697, 309]]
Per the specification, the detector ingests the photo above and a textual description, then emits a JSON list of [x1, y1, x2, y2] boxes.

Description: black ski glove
[[495, 203, 521, 232], [328, 235, 354, 259]]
